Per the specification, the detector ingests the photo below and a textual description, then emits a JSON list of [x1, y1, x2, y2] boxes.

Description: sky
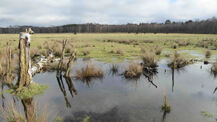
[[0, 0, 217, 27]]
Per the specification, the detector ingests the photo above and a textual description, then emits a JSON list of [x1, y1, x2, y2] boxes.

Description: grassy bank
[[1, 33, 217, 62]]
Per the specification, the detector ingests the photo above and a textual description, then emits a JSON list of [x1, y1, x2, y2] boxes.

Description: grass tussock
[[106, 39, 138, 45], [211, 61, 217, 77], [7, 82, 48, 99], [142, 51, 158, 68], [205, 50, 211, 58], [168, 51, 191, 69], [116, 48, 124, 55], [155, 45, 162, 55], [177, 40, 190, 46], [124, 62, 142, 79], [76, 63, 104, 80], [82, 49, 90, 56], [143, 40, 154, 43], [196, 39, 217, 50]]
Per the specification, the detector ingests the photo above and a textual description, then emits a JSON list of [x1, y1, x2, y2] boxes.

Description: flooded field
[[1, 58, 217, 122]]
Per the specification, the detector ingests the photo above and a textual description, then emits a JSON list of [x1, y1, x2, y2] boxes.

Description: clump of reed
[[178, 40, 190, 46], [65, 45, 73, 53], [82, 49, 90, 56], [205, 50, 211, 58], [140, 46, 146, 53], [143, 40, 154, 43], [168, 51, 190, 69], [142, 51, 158, 68], [124, 62, 142, 79], [52, 43, 62, 57], [196, 39, 217, 50], [106, 39, 138, 45], [172, 43, 178, 49], [155, 45, 162, 55], [76, 63, 104, 80], [211, 61, 217, 77], [161, 91, 171, 112], [116, 48, 124, 55]]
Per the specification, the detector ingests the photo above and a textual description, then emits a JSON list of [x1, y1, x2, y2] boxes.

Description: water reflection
[[56, 75, 77, 108], [21, 98, 36, 122], [143, 67, 158, 88], [64, 107, 129, 122]]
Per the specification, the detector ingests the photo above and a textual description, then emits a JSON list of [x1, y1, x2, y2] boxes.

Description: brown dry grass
[[168, 51, 190, 69], [205, 50, 211, 58], [76, 63, 104, 79], [124, 62, 142, 78], [142, 51, 158, 68]]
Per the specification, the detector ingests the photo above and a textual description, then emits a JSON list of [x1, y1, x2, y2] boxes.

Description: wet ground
[[1, 58, 217, 122]]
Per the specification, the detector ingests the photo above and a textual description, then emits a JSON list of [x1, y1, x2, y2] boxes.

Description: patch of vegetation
[[56, 117, 63, 122], [168, 51, 192, 69], [211, 61, 217, 77], [161, 91, 171, 113], [7, 82, 48, 99], [201, 111, 214, 118], [82, 116, 90, 122], [155, 45, 162, 55], [142, 51, 158, 68], [205, 50, 211, 58], [76, 63, 104, 80], [124, 62, 142, 79]]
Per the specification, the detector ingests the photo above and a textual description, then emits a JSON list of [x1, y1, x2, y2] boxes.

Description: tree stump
[[17, 32, 32, 90]]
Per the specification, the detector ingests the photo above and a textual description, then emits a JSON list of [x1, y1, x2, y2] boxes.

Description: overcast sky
[[0, 0, 217, 27]]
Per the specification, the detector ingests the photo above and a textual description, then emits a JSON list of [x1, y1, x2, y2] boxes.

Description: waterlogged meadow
[[1, 33, 217, 122]]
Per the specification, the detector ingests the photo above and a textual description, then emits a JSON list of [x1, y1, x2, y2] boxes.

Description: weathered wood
[[17, 32, 32, 90], [64, 51, 76, 77], [57, 40, 67, 77]]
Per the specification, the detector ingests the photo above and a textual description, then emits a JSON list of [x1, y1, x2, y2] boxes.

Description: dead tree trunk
[[17, 32, 32, 90], [64, 51, 76, 77], [57, 40, 67, 77]]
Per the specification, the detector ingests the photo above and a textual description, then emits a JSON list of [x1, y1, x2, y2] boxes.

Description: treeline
[[1, 17, 217, 34]]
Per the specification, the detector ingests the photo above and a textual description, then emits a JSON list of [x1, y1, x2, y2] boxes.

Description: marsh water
[[1, 58, 217, 122]]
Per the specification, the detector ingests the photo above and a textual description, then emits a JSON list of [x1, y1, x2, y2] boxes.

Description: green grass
[[7, 82, 48, 99], [201, 111, 214, 118], [1, 33, 217, 62]]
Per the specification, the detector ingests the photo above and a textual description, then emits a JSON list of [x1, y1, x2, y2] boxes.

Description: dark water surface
[[1, 59, 217, 122]]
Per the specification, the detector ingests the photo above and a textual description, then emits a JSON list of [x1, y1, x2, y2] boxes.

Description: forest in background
[[1, 17, 217, 34]]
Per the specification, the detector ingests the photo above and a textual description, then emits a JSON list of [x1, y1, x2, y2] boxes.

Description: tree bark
[[17, 32, 32, 90], [64, 51, 76, 77]]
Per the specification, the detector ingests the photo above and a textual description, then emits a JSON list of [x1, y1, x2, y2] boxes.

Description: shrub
[[124, 62, 142, 79]]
